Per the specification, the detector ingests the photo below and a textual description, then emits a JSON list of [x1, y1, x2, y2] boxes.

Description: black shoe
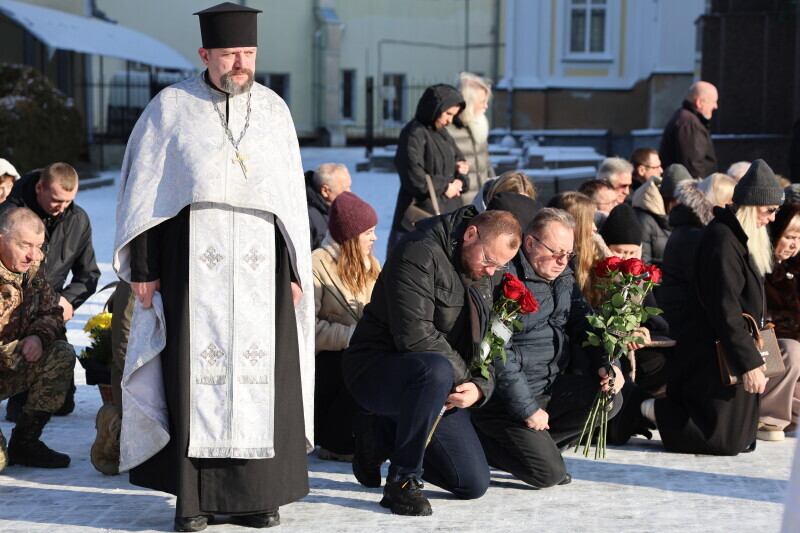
[[232, 509, 280, 528], [5, 392, 24, 422], [380, 477, 432, 516], [558, 473, 572, 485], [173, 516, 207, 532], [8, 411, 70, 468], [54, 383, 76, 416], [607, 383, 655, 446], [352, 412, 384, 488]]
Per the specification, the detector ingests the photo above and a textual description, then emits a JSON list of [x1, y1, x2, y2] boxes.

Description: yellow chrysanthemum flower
[[84, 312, 113, 333]]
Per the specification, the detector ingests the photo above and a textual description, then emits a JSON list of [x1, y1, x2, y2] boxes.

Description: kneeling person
[[0, 207, 75, 470], [343, 207, 520, 515], [471, 208, 624, 487]]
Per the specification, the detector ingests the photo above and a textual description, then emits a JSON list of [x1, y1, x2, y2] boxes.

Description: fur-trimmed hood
[[669, 179, 713, 228]]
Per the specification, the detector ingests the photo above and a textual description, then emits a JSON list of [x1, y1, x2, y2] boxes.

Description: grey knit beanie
[[732, 159, 785, 206], [661, 164, 693, 200]]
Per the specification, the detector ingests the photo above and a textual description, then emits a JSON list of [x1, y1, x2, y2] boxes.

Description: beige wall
[[96, 0, 499, 139]]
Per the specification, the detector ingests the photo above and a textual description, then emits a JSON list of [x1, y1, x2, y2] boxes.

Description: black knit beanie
[[600, 204, 643, 245], [487, 192, 543, 234], [732, 159, 785, 206]]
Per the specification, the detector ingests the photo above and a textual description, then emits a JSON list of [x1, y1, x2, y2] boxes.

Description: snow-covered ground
[[0, 147, 796, 532]]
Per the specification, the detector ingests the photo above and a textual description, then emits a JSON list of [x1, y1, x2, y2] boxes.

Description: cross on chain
[[232, 151, 250, 175]]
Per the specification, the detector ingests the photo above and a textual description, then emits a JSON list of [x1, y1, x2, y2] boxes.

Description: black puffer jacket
[[656, 180, 713, 339], [344, 205, 494, 403], [391, 84, 467, 232], [0, 172, 100, 309], [488, 251, 602, 421], [306, 184, 329, 250]]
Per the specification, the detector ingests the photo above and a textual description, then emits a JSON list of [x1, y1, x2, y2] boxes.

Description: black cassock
[[128, 206, 309, 517]]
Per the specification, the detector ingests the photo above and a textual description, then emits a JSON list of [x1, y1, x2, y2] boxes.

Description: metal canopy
[[0, 0, 194, 71]]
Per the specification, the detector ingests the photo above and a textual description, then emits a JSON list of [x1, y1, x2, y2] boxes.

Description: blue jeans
[[347, 351, 489, 499]]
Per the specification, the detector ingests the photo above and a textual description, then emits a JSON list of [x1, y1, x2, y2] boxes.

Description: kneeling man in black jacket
[[471, 208, 625, 488], [343, 206, 520, 516]]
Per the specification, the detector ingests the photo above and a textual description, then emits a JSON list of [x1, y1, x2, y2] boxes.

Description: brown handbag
[[716, 313, 785, 386], [402, 173, 441, 230]]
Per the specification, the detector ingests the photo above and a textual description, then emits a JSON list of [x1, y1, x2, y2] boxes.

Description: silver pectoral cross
[[232, 151, 250, 178]]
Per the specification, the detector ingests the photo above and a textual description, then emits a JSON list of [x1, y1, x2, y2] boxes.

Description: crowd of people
[[0, 2, 797, 531]]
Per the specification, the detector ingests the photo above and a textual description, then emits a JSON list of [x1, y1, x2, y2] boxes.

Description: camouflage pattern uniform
[[0, 256, 75, 415]]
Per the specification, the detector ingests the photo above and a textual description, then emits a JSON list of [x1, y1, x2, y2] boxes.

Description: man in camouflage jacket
[[0, 207, 75, 471]]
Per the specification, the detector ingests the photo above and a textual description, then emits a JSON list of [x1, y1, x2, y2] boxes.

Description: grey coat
[[447, 119, 495, 207]]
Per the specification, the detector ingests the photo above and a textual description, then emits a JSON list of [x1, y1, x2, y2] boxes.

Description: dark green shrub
[[0, 63, 83, 174]]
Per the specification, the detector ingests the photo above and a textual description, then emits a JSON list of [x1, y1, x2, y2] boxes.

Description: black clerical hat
[[194, 2, 262, 49]]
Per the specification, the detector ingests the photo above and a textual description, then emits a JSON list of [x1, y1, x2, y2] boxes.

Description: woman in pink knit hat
[[312, 191, 381, 461]]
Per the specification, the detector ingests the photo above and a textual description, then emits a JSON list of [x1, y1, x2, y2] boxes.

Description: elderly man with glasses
[[471, 208, 624, 489], [343, 205, 520, 516]]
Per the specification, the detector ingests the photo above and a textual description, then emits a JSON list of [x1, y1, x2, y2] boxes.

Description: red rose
[[593, 258, 611, 278], [502, 273, 526, 300], [644, 265, 663, 284], [518, 290, 539, 314], [621, 258, 645, 276], [593, 256, 623, 278], [606, 256, 623, 271]]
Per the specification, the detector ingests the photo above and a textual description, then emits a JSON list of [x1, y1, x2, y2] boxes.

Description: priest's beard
[[735, 205, 773, 277], [221, 68, 255, 95], [459, 107, 490, 145]]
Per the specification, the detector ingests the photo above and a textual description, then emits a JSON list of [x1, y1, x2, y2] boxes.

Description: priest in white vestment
[[112, 4, 314, 531]]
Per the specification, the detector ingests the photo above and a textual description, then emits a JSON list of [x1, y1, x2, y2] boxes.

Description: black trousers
[[471, 374, 622, 488], [347, 351, 489, 499], [314, 350, 362, 454]]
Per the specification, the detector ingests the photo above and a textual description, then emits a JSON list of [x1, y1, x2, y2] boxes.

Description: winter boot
[[380, 477, 432, 516], [54, 381, 76, 416], [0, 427, 7, 473], [90, 404, 120, 475], [5, 391, 25, 422], [8, 411, 70, 468], [352, 412, 385, 488]]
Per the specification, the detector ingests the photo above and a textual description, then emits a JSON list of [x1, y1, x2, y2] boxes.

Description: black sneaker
[[352, 412, 384, 488], [380, 477, 432, 516]]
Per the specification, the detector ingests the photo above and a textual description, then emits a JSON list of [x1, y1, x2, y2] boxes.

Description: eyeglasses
[[476, 229, 509, 271], [532, 236, 576, 262]]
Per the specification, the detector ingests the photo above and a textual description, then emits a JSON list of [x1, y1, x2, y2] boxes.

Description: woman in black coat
[[642, 160, 783, 455], [388, 84, 469, 251]]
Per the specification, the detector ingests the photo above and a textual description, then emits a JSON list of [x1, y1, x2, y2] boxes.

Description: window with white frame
[[569, 0, 607, 55]]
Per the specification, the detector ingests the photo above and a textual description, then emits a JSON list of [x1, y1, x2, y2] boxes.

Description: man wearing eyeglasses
[[343, 206, 520, 516], [630, 147, 663, 192], [597, 157, 635, 206], [471, 208, 624, 489]]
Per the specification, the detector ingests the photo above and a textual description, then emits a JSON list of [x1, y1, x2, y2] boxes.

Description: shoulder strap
[[424, 173, 441, 215]]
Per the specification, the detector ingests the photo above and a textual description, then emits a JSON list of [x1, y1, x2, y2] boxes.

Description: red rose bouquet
[[471, 273, 539, 379], [575, 256, 662, 459]]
